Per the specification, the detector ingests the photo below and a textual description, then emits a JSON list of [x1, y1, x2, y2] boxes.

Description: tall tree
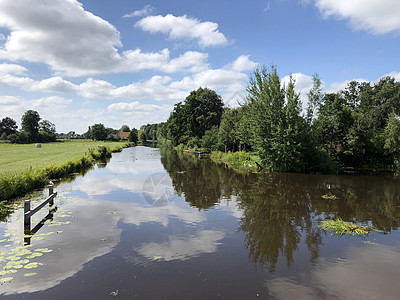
[[128, 128, 138, 143], [0, 117, 17, 136], [165, 87, 224, 145], [89, 123, 108, 141], [21, 110, 41, 142], [245, 66, 307, 171]]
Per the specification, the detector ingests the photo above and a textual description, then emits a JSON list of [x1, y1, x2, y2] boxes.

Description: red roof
[[118, 132, 130, 139]]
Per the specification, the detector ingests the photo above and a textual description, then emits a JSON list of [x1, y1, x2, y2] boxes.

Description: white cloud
[[230, 55, 258, 72], [0, 95, 73, 129], [120, 49, 208, 74], [0, 1, 209, 76], [0, 63, 27, 75], [313, 0, 400, 34], [135, 230, 225, 261], [0, 0, 122, 76], [326, 78, 367, 93], [135, 14, 228, 47], [382, 71, 400, 82], [108, 101, 170, 113], [123, 5, 155, 18]]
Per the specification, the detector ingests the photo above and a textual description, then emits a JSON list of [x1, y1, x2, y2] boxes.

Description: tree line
[[157, 66, 400, 173], [0, 110, 56, 143], [0, 110, 145, 144]]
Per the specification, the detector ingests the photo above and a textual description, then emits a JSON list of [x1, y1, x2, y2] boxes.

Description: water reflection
[[159, 148, 400, 271], [0, 146, 399, 298]]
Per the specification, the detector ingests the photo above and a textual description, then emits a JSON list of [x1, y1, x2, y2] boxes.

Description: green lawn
[[0, 140, 126, 174]]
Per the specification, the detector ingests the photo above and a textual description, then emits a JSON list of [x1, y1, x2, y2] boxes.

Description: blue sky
[[0, 0, 399, 133]]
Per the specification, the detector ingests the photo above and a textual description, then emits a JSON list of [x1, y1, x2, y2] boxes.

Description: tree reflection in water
[[160, 147, 400, 271]]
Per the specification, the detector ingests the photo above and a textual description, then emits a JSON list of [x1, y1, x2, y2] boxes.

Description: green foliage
[[89, 123, 108, 141], [210, 151, 261, 173], [244, 66, 307, 172], [201, 126, 221, 151], [0, 143, 127, 202], [319, 218, 374, 236], [164, 87, 224, 145], [21, 110, 41, 142], [0, 117, 17, 136], [120, 125, 130, 132], [128, 128, 138, 143]]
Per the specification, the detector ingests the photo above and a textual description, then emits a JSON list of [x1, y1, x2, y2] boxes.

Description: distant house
[[118, 132, 130, 139]]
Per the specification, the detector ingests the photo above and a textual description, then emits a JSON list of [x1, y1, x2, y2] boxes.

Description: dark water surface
[[1, 146, 400, 299]]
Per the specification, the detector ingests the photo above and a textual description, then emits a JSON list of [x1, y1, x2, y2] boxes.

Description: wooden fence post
[[24, 200, 31, 227], [49, 184, 54, 206]]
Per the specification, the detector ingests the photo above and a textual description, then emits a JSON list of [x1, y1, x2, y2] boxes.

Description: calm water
[[1, 146, 400, 299]]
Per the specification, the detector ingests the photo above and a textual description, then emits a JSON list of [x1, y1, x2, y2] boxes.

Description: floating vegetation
[[24, 262, 40, 269], [321, 193, 338, 200], [24, 272, 37, 277], [107, 211, 120, 215], [319, 218, 374, 236], [363, 241, 379, 245]]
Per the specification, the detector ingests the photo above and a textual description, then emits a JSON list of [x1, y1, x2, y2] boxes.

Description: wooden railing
[[24, 185, 57, 238]]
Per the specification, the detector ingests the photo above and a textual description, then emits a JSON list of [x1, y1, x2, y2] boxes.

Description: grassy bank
[[0, 140, 127, 174], [0, 140, 133, 203], [210, 151, 262, 173]]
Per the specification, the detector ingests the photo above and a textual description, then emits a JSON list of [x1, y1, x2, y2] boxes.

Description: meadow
[[0, 140, 125, 174]]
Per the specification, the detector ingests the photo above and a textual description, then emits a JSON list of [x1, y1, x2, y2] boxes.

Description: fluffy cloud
[[108, 101, 170, 113], [0, 63, 27, 75], [123, 5, 155, 18], [135, 230, 225, 261], [230, 55, 258, 72], [0, 1, 209, 76], [0, 95, 73, 129], [0, 0, 122, 76], [313, 0, 400, 34], [135, 14, 228, 47]]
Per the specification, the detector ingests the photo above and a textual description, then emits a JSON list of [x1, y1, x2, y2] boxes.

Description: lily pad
[[24, 273, 37, 277], [0, 277, 13, 283], [24, 263, 39, 269], [36, 248, 52, 253]]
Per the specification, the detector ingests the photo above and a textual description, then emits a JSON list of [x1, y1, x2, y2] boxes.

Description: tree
[[89, 123, 108, 141], [120, 125, 130, 132], [21, 110, 41, 142], [39, 120, 56, 142], [245, 66, 307, 171], [128, 128, 138, 143], [165, 87, 224, 145], [0, 117, 17, 136], [384, 113, 400, 168], [306, 73, 323, 128], [138, 129, 147, 142]]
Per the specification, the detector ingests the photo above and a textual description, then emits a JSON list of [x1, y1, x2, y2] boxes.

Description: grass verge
[[0, 142, 134, 203], [210, 151, 262, 173]]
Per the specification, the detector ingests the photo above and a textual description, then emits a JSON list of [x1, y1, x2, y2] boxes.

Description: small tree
[[128, 128, 138, 143]]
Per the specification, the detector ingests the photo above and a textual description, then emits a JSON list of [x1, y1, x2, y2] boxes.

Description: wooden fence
[[24, 185, 57, 245]]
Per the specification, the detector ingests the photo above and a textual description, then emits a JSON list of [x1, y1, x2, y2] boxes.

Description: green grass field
[[0, 140, 126, 174]]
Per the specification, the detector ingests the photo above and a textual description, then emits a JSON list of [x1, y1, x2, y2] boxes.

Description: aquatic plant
[[319, 218, 374, 236]]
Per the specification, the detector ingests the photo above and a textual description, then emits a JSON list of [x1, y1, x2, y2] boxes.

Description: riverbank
[[210, 151, 262, 173], [0, 141, 134, 204]]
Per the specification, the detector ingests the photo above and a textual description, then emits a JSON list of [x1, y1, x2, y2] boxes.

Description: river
[[0, 146, 399, 299]]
